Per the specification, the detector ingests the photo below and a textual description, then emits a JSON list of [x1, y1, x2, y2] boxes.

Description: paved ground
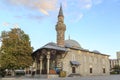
[[0, 75, 120, 80]]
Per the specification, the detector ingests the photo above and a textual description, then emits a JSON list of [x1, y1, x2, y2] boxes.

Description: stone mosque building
[[31, 5, 110, 77]]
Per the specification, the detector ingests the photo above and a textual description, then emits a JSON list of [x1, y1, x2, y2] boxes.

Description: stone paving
[[0, 75, 120, 80]]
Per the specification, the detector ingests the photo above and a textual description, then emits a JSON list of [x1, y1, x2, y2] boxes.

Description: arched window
[[90, 68, 92, 73], [72, 67, 76, 73], [90, 65, 93, 74], [72, 54, 75, 61], [103, 68, 106, 73]]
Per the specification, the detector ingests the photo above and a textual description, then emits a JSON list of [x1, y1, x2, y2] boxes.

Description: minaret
[[55, 5, 66, 47]]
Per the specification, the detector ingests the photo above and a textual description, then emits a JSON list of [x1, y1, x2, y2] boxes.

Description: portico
[[31, 42, 67, 75]]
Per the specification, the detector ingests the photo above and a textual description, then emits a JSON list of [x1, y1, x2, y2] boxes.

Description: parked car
[[15, 70, 25, 76]]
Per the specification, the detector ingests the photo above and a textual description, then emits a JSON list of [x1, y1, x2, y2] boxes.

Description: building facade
[[117, 51, 120, 66], [31, 5, 110, 77], [110, 51, 120, 70]]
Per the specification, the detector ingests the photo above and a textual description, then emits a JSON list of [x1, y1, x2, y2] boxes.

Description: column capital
[[47, 55, 50, 59], [47, 51, 50, 55], [40, 56, 43, 60], [47, 51, 50, 59]]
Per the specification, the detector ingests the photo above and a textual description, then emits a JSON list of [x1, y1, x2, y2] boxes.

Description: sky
[[0, 0, 120, 59]]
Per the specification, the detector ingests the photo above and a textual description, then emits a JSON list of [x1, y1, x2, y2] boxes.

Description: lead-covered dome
[[92, 50, 101, 54], [65, 39, 82, 49]]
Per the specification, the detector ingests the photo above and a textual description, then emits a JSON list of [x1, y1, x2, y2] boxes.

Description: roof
[[32, 41, 109, 57], [64, 39, 109, 56], [70, 61, 80, 66], [40, 42, 67, 51], [65, 39, 82, 49], [31, 42, 68, 58], [92, 50, 101, 54]]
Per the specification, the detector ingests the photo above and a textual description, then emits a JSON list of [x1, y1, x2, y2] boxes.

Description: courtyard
[[1, 75, 120, 80]]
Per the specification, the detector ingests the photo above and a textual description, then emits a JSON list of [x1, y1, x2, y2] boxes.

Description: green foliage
[[111, 65, 120, 74], [110, 71, 117, 74], [113, 65, 120, 69], [0, 68, 6, 77], [0, 28, 33, 69]]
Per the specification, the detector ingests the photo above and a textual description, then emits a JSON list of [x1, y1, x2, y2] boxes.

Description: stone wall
[[62, 48, 110, 76]]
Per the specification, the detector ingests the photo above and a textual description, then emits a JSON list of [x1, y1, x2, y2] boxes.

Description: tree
[[0, 28, 33, 70], [111, 65, 120, 74]]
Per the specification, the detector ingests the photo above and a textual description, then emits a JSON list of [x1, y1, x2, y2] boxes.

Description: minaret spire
[[55, 4, 66, 47], [58, 4, 64, 17]]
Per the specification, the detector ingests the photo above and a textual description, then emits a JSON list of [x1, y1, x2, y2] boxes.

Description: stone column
[[40, 56, 43, 74], [35, 59, 37, 75], [47, 51, 50, 74], [32, 59, 37, 75]]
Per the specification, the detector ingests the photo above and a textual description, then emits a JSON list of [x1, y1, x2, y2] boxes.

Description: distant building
[[117, 52, 120, 59], [110, 59, 118, 69], [117, 51, 120, 66], [31, 5, 110, 77], [110, 51, 120, 70]]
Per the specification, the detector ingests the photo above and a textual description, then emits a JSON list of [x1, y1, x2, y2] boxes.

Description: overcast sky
[[0, 0, 120, 59]]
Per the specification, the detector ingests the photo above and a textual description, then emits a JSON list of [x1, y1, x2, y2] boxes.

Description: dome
[[92, 50, 101, 54], [65, 39, 82, 48], [46, 42, 56, 46]]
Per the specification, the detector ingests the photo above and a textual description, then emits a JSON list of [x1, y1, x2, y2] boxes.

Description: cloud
[[80, 0, 103, 9], [2, 0, 104, 23], [65, 0, 103, 10], [3, 0, 104, 17], [14, 14, 45, 20], [2, 22, 10, 27], [63, 0, 104, 23], [3, 0, 58, 15], [26, 14, 44, 20], [78, 0, 103, 9], [77, 13, 84, 21], [69, 12, 84, 23], [1, 22, 20, 29], [73, 13, 84, 22], [13, 23, 20, 28], [79, 0, 92, 9], [39, 8, 49, 16], [14, 16, 23, 19]]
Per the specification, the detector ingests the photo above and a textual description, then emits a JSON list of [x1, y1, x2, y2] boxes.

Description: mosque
[[31, 5, 110, 77]]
